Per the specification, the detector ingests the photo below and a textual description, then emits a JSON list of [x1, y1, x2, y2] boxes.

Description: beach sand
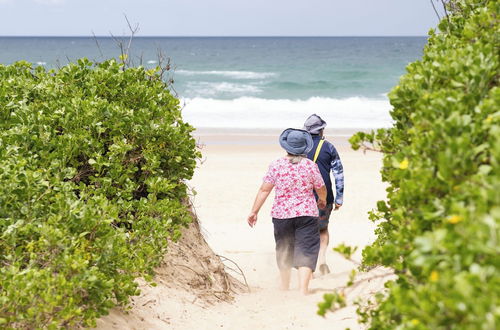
[[97, 131, 392, 330], [184, 132, 391, 329]]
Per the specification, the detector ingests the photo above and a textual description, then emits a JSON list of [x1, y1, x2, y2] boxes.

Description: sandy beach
[[97, 131, 392, 330], [185, 131, 390, 329]]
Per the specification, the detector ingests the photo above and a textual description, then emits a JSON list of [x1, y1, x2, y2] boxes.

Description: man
[[304, 114, 344, 275]]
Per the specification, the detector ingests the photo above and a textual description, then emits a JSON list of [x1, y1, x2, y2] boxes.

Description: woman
[[247, 128, 327, 295]]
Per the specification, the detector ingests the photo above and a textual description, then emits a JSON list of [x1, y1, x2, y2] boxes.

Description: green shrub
[[347, 1, 499, 328], [0, 59, 200, 328]]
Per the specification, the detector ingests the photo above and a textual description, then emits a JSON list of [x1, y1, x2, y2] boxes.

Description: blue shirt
[[306, 134, 344, 205]]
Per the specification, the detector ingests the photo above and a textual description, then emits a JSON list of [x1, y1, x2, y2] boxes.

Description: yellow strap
[[313, 139, 325, 163]]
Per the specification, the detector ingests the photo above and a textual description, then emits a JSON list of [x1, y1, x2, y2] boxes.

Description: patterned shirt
[[263, 157, 325, 219]]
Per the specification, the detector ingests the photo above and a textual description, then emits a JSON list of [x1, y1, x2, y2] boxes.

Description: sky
[[0, 0, 443, 36]]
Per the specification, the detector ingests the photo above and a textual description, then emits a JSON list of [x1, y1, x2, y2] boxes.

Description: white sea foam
[[181, 96, 392, 129], [36, 61, 47, 66], [185, 82, 262, 97], [147, 60, 157, 64], [176, 70, 276, 80]]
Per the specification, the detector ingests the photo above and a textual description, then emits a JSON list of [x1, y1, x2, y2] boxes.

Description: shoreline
[[192, 127, 376, 147], [193, 127, 374, 136]]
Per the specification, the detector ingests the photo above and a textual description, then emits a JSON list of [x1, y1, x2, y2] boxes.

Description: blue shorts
[[318, 204, 334, 231], [272, 216, 320, 271]]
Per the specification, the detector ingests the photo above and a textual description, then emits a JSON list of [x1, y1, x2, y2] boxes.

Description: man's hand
[[247, 212, 258, 227], [334, 203, 342, 211], [317, 199, 327, 209]]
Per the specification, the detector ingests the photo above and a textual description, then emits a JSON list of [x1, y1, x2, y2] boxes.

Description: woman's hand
[[317, 199, 327, 209], [248, 212, 258, 227], [248, 182, 273, 228]]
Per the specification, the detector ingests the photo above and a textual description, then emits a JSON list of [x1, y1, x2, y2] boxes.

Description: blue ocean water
[[0, 37, 427, 128]]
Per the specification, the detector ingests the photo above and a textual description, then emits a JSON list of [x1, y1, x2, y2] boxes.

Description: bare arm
[[315, 185, 327, 209], [248, 182, 274, 227]]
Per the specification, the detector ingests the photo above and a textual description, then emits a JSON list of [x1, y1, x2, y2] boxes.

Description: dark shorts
[[272, 216, 320, 271], [318, 204, 334, 231]]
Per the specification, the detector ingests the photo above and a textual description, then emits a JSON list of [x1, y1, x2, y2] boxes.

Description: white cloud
[[0, 0, 13, 4], [34, 0, 66, 5]]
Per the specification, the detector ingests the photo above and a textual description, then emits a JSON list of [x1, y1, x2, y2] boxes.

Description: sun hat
[[279, 128, 314, 156], [303, 114, 327, 134]]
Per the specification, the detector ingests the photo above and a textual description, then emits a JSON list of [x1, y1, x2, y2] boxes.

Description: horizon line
[[0, 35, 428, 38]]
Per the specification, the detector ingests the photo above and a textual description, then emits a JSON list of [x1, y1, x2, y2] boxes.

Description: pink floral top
[[263, 157, 325, 219]]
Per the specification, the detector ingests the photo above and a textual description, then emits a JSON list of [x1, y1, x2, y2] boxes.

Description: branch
[[430, 0, 441, 21], [441, 0, 451, 27], [171, 263, 207, 279], [341, 269, 394, 293], [91, 30, 104, 58], [109, 31, 126, 67], [217, 254, 251, 293], [360, 144, 383, 154], [123, 14, 139, 65]]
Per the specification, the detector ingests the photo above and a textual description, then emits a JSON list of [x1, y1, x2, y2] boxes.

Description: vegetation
[[0, 59, 199, 328], [320, 0, 499, 328]]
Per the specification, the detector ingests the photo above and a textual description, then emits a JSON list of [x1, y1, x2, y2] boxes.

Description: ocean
[[0, 37, 427, 129]]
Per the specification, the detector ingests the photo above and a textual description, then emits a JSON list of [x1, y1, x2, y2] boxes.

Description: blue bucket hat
[[279, 128, 313, 156]]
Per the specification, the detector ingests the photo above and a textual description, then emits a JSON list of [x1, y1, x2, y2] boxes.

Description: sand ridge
[[96, 133, 390, 329]]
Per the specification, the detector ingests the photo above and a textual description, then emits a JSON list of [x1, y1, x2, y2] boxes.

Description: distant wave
[[264, 79, 367, 91], [181, 96, 392, 129], [185, 81, 262, 97], [266, 80, 333, 90], [176, 70, 276, 80], [147, 60, 157, 64], [36, 61, 47, 66]]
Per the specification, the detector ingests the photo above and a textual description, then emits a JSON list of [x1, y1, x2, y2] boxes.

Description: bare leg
[[279, 268, 291, 290], [318, 229, 329, 266], [298, 267, 313, 295]]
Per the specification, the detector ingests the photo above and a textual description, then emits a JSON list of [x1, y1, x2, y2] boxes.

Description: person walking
[[247, 128, 327, 295], [303, 114, 344, 275]]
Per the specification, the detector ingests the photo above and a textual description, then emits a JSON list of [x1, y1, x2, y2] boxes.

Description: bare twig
[[169, 79, 180, 98], [109, 31, 125, 65], [110, 15, 139, 69], [217, 254, 251, 293], [440, 0, 451, 27], [171, 263, 206, 279], [359, 143, 382, 154], [155, 47, 174, 81], [197, 290, 232, 301], [55, 59, 62, 70], [430, 0, 441, 21], [124, 14, 139, 62], [221, 264, 241, 276], [91, 30, 104, 58], [137, 51, 144, 66], [340, 271, 394, 293]]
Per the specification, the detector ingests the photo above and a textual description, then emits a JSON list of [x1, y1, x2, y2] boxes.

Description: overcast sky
[[0, 0, 442, 36]]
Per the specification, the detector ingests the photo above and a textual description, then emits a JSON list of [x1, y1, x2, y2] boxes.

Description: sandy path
[[179, 135, 389, 330]]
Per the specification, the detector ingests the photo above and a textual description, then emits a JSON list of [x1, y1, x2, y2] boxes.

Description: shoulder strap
[[313, 138, 325, 163]]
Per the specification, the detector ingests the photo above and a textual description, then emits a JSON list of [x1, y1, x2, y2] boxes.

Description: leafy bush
[[348, 1, 500, 328], [0, 59, 200, 328]]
